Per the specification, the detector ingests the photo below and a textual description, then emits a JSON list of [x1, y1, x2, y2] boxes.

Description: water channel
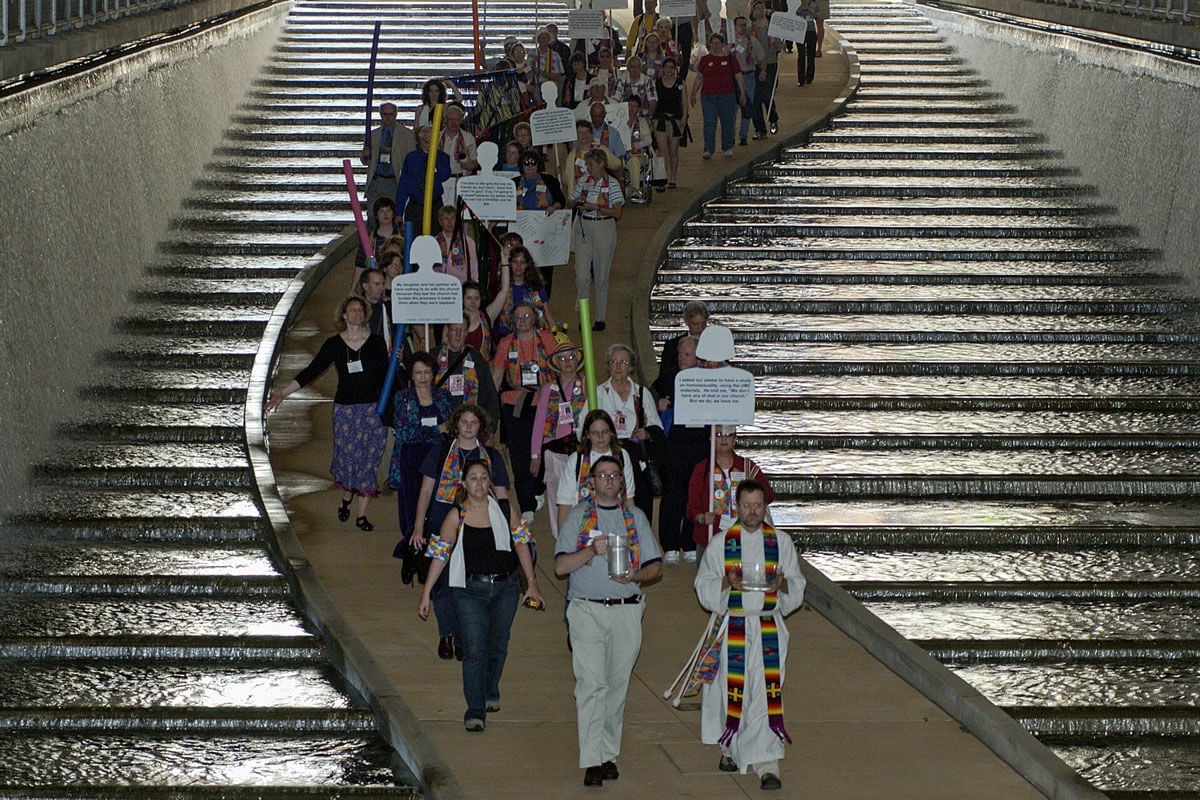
[[653, 0, 1200, 793], [0, 1, 561, 794]]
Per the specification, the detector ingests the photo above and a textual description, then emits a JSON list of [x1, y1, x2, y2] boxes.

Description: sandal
[[355, 516, 374, 531], [337, 498, 351, 522]]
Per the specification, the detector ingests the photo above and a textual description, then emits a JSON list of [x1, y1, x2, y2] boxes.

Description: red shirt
[[698, 53, 739, 95]]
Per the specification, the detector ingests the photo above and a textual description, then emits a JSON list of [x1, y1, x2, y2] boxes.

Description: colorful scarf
[[575, 450, 594, 502], [436, 346, 479, 404], [435, 443, 492, 504], [502, 332, 553, 391], [542, 376, 586, 446], [575, 493, 640, 571], [712, 463, 732, 519], [719, 521, 790, 747]]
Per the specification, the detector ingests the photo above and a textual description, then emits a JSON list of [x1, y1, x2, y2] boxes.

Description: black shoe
[[761, 773, 782, 790], [769, 122, 778, 135], [739, 138, 748, 146], [592, 321, 606, 332], [719, 755, 738, 772], [438, 635, 454, 660], [752, 132, 767, 140], [337, 498, 351, 522], [584, 766, 604, 787], [601, 760, 619, 780], [355, 516, 374, 531], [455, 643, 465, 661]]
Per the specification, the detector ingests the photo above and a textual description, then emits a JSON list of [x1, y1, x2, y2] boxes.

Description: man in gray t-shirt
[[555, 454, 663, 787]]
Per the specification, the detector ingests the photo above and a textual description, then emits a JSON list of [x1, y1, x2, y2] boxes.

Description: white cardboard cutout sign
[[673, 367, 756, 425], [391, 236, 464, 324], [456, 142, 517, 220], [674, 325, 755, 425], [531, 82, 578, 146], [659, 0, 694, 16], [768, 0, 812, 43], [588, 0, 625, 9], [513, 209, 574, 266], [568, 9, 606, 39]]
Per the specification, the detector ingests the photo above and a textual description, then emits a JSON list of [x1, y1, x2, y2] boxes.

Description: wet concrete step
[[789, 142, 1064, 159], [919, 638, 1200, 664], [0, 735, 409, 791], [59, 402, 245, 444], [99, 335, 259, 369], [845, 581, 1200, 602], [811, 129, 1046, 144], [667, 240, 1156, 260], [131, 278, 288, 304], [782, 525, 1200, 551], [724, 178, 1080, 196], [753, 162, 1081, 179], [183, 193, 350, 212], [749, 392, 1200, 412], [701, 197, 1114, 214], [0, 594, 311, 637], [116, 303, 272, 330], [31, 442, 254, 489], [81, 369, 252, 403], [656, 282, 1180, 303], [147, 253, 308, 278], [0, 662, 349, 707], [173, 214, 350, 234], [0, 574, 290, 599], [0, 540, 276, 577], [681, 218, 1125, 237], [1008, 707, 1200, 738], [0, 706, 377, 733], [738, 432, 1200, 450], [806, 547, 1200, 583], [744, 372, 1200, 400], [829, 112, 1032, 127], [655, 265, 1173, 284]]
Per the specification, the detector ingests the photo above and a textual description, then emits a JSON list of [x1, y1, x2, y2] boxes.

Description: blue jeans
[[701, 93, 738, 153], [453, 571, 520, 722], [739, 71, 759, 139]]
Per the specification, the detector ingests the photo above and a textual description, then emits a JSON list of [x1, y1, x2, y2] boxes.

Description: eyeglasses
[[593, 472, 622, 480], [521, 159, 539, 166], [588, 428, 612, 437], [609, 359, 630, 366], [715, 432, 736, 438]]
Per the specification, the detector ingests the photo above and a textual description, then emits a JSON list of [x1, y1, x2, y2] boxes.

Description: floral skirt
[[331, 402, 387, 496]]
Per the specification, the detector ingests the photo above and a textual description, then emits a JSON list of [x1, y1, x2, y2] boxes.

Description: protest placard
[[391, 236, 463, 324]]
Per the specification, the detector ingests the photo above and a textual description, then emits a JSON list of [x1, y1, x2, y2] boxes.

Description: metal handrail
[[3, 0, 203, 49]]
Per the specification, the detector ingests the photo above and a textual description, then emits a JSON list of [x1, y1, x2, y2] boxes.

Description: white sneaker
[[535, 493, 546, 512], [722, 149, 734, 157], [664, 550, 681, 565], [521, 511, 535, 524], [684, 550, 698, 563], [701, 151, 713, 160]]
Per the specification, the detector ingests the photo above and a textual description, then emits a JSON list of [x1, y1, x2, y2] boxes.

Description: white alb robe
[[693, 527, 805, 773]]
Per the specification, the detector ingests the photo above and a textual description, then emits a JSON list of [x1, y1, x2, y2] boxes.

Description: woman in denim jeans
[[689, 33, 748, 158], [418, 459, 543, 732]]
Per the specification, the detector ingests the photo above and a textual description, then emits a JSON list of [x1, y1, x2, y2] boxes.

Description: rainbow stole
[[435, 444, 491, 504], [541, 377, 585, 445], [437, 346, 479, 404], [575, 494, 640, 571], [719, 521, 791, 747]]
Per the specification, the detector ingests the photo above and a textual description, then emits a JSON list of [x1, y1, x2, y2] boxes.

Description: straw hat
[[550, 332, 584, 370]]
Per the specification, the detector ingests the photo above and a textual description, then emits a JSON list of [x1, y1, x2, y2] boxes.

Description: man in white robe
[[694, 479, 804, 791]]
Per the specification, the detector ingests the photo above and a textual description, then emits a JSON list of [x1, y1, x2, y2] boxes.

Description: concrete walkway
[[263, 33, 1047, 800]]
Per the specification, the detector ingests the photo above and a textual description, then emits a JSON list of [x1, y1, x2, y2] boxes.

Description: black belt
[[468, 571, 515, 583], [581, 595, 642, 606], [581, 215, 613, 221]]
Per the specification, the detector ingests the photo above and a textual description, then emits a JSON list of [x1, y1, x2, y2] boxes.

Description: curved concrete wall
[[0, 4, 286, 517], [922, 4, 1200, 290]]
